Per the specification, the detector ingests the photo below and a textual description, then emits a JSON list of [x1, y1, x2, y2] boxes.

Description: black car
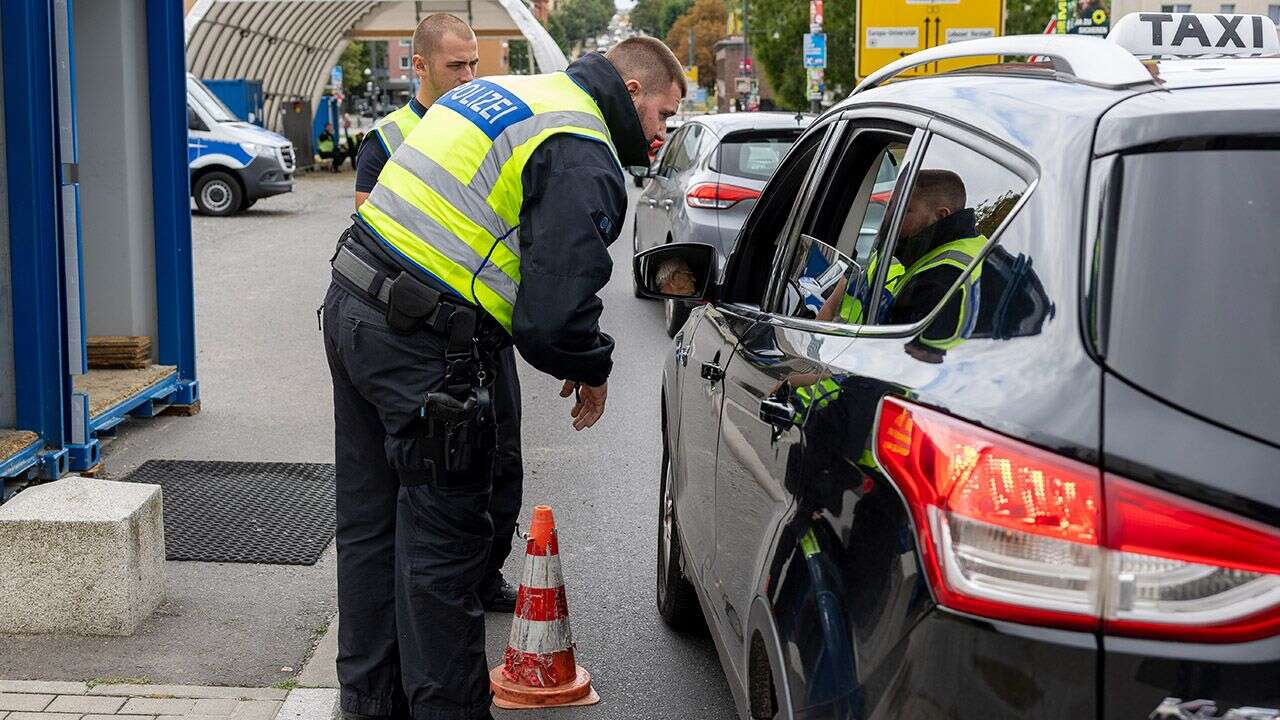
[[635, 14, 1280, 720]]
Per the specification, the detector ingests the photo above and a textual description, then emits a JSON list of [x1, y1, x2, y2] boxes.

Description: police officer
[[352, 14, 521, 616], [886, 169, 985, 357], [323, 36, 685, 720]]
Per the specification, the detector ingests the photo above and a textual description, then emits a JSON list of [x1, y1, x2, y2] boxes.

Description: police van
[[187, 74, 295, 216], [635, 12, 1280, 720]]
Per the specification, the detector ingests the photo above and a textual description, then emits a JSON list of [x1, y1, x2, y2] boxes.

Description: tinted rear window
[[1105, 146, 1280, 445], [718, 131, 802, 181]]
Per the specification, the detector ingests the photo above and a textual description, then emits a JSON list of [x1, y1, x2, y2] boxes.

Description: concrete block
[[0, 695, 52, 712], [273, 689, 338, 720], [191, 697, 240, 715], [119, 697, 196, 715], [231, 699, 283, 720], [0, 476, 165, 635], [0, 682, 86, 695], [45, 694, 126, 714]]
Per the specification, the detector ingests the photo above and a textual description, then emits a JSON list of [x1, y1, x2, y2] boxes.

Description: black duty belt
[[331, 241, 476, 353]]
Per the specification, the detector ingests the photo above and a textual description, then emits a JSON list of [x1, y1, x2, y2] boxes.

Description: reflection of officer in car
[[887, 169, 986, 360]]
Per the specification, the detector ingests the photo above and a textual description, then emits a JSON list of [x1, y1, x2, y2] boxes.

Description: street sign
[[856, 0, 1004, 81], [684, 65, 699, 85], [804, 33, 827, 69], [330, 65, 343, 89]]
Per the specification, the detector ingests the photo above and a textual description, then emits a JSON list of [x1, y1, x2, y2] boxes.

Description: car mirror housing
[[627, 165, 653, 179], [633, 242, 717, 303]]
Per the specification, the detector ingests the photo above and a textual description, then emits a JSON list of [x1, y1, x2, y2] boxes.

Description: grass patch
[[271, 678, 299, 691], [86, 676, 151, 689]]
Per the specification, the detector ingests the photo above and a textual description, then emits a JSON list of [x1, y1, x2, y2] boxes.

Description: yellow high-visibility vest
[[371, 102, 423, 155], [358, 73, 618, 332]]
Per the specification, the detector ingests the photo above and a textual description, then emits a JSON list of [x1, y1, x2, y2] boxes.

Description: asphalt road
[[1, 172, 736, 718]]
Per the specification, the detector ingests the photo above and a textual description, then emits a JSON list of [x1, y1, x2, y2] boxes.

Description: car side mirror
[[627, 165, 656, 179], [634, 242, 716, 302]]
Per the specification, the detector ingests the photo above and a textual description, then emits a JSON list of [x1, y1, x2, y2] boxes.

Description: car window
[[720, 126, 830, 306], [717, 130, 804, 182], [657, 126, 688, 175], [1103, 141, 1280, 445], [774, 126, 914, 321], [664, 124, 703, 176]]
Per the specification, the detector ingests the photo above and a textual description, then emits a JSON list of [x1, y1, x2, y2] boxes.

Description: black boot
[[479, 573, 518, 613]]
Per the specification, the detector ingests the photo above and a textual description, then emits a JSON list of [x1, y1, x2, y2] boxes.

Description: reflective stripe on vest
[[839, 252, 906, 325], [903, 235, 986, 350], [358, 73, 617, 332], [373, 103, 422, 155]]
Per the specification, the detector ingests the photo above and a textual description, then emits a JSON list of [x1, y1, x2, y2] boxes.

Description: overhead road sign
[[856, 0, 1003, 81]]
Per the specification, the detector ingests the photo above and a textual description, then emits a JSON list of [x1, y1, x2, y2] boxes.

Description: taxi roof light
[[1109, 12, 1280, 57]]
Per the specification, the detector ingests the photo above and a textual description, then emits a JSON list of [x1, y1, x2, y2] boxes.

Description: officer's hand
[[560, 380, 607, 431]]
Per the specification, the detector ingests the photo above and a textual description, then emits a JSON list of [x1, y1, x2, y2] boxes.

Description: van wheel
[[194, 171, 242, 216], [657, 441, 702, 630], [664, 299, 691, 338]]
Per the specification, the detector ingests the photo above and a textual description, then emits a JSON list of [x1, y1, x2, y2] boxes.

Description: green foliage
[[631, 0, 692, 39], [975, 191, 1024, 237], [1006, 0, 1057, 35], [747, 0, 853, 109], [508, 39, 533, 75], [666, 0, 729, 88], [548, 0, 616, 55], [338, 41, 372, 94]]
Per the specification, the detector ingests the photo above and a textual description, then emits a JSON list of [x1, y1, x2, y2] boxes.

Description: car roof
[[832, 55, 1280, 158], [686, 111, 814, 134]]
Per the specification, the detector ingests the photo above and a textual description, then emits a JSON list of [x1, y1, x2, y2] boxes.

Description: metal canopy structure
[[185, 0, 567, 131]]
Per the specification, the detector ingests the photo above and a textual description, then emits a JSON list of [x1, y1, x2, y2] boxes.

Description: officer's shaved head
[[411, 13, 479, 106], [606, 38, 687, 148], [913, 169, 967, 213], [412, 13, 474, 58], [606, 37, 687, 99]]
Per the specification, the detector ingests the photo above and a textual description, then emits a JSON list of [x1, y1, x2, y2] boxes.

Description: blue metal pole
[[146, 0, 199, 407], [3, 0, 72, 477]]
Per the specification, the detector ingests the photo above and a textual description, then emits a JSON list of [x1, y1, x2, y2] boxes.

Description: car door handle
[[700, 361, 724, 382], [645, 198, 657, 207], [759, 398, 797, 428], [662, 199, 674, 209]]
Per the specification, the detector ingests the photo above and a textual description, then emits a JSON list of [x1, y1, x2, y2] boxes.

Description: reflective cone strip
[[501, 508, 579, 688]]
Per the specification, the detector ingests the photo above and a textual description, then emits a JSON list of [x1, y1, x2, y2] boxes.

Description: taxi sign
[[856, 0, 1003, 81], [1109, 13, 1280, 56]]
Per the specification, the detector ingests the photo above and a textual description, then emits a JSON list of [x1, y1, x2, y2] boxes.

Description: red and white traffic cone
[[490, 505, 600, 709]]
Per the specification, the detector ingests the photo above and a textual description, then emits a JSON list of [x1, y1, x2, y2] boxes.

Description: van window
[[1104, 142, 1280, 444]]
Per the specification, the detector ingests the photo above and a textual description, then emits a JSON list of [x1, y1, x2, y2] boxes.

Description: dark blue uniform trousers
[[323, 282, 521, 720]]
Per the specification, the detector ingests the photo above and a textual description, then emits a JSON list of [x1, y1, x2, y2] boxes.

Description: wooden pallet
[[74, 365, 177, 417]]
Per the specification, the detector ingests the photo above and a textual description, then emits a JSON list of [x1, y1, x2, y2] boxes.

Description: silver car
[[633, 112, 813, 335]]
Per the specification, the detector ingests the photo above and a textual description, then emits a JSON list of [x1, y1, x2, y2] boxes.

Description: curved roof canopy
[[185, 0, 566, 131]]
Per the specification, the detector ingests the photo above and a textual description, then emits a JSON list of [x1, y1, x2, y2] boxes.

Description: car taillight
[[875, 397, 1280, 643], [686, 182, 760, 209]]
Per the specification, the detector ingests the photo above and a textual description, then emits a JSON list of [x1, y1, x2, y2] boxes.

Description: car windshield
[[187, 78, 238, 124], [717, 130, 803, 182], [1104, 141, 1280, 444]]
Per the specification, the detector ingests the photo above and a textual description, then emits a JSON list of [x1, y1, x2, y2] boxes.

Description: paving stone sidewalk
[[0, 682, 336, 720]]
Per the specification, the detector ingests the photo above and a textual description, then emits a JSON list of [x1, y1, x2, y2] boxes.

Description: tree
[[747, 0, 853, 109], [338, 41, 372, 95], [507, 39, 533, 74], [630, 0, 691, 39], [548, 0, 616, 55], [1006, 0, 1057, 35], [665, 0, 729, 89]]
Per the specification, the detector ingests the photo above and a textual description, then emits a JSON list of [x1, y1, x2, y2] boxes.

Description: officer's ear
[[624, 78, 643, 98]]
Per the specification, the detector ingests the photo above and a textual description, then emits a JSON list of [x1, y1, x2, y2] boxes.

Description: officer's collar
[[409, 97, 428, 118], [566, 53, 649, 168], [898, 208, 978, 266]]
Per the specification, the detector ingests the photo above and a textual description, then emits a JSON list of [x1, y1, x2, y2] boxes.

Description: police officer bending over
[[323, 36, 685, 720], [353, 14, 522, 616]]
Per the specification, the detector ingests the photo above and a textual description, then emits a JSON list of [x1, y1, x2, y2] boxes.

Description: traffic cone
[[490, 505, 600, 709]]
